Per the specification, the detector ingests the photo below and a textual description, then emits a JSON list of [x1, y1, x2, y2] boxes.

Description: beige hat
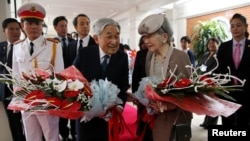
[[138, 14, 165, 35], [17, 3, 46, 20]]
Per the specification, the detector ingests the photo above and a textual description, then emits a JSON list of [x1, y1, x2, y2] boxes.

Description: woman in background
[[198, 37, 220, 129]]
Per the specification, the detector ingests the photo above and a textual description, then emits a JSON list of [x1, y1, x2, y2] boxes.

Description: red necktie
[[233, 43, 241, 69], [233, 43, 241, 84]]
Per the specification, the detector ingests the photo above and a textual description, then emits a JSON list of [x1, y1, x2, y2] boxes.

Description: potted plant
[[191, 20, 228, 62]]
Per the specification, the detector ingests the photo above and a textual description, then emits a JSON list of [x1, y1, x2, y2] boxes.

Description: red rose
[[157, 78, 173, 88], [174, 78, 192, 88], [200, 76, 214, 86], [34, 69, 51, 80]]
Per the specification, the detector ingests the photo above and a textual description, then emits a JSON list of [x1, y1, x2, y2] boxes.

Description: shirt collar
[[27, 35, 43, 47], [78, 35, 90, 46], [57, 36, 67, 41], [99, 47, 110, 59], [233, 38, 246, 48]]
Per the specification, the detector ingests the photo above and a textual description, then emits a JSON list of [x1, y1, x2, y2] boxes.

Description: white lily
[[52, 78, 67, 92], [44, 78, 53, 84], [67, 79, 84, 91]]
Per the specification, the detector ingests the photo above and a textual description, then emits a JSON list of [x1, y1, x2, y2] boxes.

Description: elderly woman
[[132, 14, 193, 141]]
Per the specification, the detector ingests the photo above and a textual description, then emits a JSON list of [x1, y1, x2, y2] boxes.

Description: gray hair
[[92, 18, 120, 35], [155, 16, 173, 43]]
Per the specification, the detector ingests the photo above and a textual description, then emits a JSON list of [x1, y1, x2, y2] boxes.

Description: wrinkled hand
[[103, 111, 112, 121], [126, 92, 139, 105], [115, 105, 124, 113]]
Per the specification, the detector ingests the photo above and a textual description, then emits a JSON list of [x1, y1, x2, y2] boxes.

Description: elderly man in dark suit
[[73, 18, 129, 141], [0, 18, 26, 141]]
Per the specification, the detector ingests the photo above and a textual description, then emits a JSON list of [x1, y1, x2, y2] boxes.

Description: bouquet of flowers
[[134, 56, 244, 117], [81, 78, 122, 122], [0, 62, 122, 120], [0, 62, 129, 141], [0, 63, 92, 119]]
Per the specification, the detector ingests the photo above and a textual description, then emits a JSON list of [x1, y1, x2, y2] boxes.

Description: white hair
[[92, 18, 120, 36]]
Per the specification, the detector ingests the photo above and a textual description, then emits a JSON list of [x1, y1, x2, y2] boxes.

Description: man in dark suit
[[68, 14, 97, 65], [53, 15, 76, 141], [216, 13, 250, 126], [0, 18, 26, 141], [180, 36, 196, 67], [73, 18, 129, 141]]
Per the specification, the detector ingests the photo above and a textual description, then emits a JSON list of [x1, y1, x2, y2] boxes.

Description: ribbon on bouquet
[[108, 107, 136, 141]]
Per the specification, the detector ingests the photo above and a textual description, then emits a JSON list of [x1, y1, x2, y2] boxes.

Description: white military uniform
[[12, 35, 64, 141]]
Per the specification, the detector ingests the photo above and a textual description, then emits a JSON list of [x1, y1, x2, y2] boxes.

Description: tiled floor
[[0, 102, 210, 141], [0, 102, 12, 141]]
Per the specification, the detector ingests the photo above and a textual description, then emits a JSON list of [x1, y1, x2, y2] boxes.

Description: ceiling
[[21, 0, 180, 36]]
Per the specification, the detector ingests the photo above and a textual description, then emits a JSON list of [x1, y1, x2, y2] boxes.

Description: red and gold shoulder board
[[46, 38, 59, 43]]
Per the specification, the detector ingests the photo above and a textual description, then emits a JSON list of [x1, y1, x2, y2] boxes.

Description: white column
[[128, 7, 147, 51], [0, 0, 11, 41], [0, 1, 14, 141]]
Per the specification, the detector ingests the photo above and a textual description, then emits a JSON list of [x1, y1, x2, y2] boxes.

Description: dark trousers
[[3, 100, 26, 141], [137, 104, 153, 141], [222, 105, 250, 126], [77, 117, 108, 141], [200, 116, 218, 128], [59, 118, 76, 140], [222, 93, 250, 126]]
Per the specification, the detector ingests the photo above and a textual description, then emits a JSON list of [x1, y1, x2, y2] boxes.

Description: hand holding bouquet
[[134, 58, 244, 117]]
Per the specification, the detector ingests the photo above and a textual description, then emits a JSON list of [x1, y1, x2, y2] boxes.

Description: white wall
[[116, 0, 250, 50]]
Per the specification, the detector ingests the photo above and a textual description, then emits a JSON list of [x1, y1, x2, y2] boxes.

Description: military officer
[[12, 2, 64, 141]]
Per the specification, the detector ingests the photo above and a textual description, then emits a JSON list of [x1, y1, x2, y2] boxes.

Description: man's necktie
[[7, 44, 13, 67], [79, 39, 83, 48], [233, 43, 241, 84], [62, 38, 69, 66], [233, 43, 241, 69], [30, 42, 34, 56], [101, 55, 110, 72], [62, 38, 67, 49]]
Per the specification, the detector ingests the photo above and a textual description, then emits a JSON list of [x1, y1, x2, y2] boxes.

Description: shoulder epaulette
[[14, 39, 25, 44], [46, 38, 59, 43]]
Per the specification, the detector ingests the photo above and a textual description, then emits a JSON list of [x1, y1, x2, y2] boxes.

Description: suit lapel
[[0, 42, 8, 63], [238, 39, 250, 69]]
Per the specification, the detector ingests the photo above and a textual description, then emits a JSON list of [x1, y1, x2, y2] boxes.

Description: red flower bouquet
[[2, 65, 92, 119], [134, 64, 245, 117]]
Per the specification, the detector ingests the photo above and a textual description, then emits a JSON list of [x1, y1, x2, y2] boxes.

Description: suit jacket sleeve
[[187, 50, 196, 67], [132, 49, 147, 93]]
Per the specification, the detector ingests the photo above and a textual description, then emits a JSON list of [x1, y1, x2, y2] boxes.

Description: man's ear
[[93, 35, 99, 44]]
